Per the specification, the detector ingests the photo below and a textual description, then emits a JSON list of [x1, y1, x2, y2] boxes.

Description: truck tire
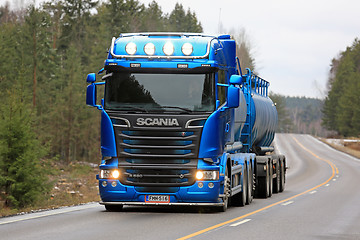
[[246, 164, 253, 205], [105, 204, 123, 212], [268, 160, 273, 197], [255, 164, 269, 198], [273, 159, 280, 193], [219, 166, 230, 212], [279, 157, 286, 192], [232, 165, 247, 207]]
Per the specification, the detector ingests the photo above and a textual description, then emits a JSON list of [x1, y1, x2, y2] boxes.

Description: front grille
[[113, 126, 203, 187]]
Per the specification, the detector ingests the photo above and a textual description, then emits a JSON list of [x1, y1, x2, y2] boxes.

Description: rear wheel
[[105, 204, 123, 212], [232, 165, 247, 207], [273, 159, 280, 193], [246, 164, 253, 205], [255, 163, 269, 198], [280, 158, 286, 192], [268, 161, 273, 197]]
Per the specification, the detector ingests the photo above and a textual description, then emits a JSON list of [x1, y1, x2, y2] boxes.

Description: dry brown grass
[[0, 162, 100, 217], [319, 138, 360, 159]]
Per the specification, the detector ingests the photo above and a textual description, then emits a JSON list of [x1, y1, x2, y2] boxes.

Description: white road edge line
[[281, 201, 294, 206], [230, 219, 251, 227], [0, 204, 98, 225]]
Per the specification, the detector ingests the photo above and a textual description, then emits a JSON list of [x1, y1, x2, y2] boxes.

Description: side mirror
[[229, 75, 242, 85], [86, 73, 96, 83], [86, 84, 97, 107], [227, 85, 240, 108]]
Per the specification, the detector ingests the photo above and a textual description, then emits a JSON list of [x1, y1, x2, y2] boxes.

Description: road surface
[[1, 134, 360, 240]]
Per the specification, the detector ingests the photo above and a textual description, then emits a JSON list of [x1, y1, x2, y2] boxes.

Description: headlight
[[125, 42, 137, 55], [100, 169, 120, 179], [163, 42, 174, 56], [195, 171, 219, 181], [181, 43, 193, 56], [144, 42, 155, 55]]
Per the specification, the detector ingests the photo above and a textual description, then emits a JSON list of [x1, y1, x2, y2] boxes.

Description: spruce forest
[[322, 39, 360, 137]]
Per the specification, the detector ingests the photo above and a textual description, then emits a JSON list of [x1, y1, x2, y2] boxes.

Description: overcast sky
[[3, 0, 360, 98], [138, 0, 360, 98]]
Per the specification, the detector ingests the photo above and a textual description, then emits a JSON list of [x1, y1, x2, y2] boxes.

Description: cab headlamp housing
[[195, 170, 219, 181], [100, 169, 120, 179]]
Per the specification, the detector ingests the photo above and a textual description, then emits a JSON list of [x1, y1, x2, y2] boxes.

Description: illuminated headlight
[[181, 43, 193, 56], [125, 42, 137, 55], [100, 169, 120, 179], [195, 171, 219, 181], [144, 43, 155, 55], [163, 42, 174, 56]]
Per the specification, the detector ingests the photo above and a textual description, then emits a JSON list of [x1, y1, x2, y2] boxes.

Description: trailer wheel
[[279, 158, 286, 192], [273, 159, 280, 193], [232, 165, 247, 207], [268, 161, 273, 197], [246, 164, 253, 204], [105, 204, 123, 212], [255, 164, 269, 198]]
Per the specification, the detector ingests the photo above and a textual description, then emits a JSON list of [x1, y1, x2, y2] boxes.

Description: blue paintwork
[[86, 33, 278, 206], [100, 110, 117, 158]]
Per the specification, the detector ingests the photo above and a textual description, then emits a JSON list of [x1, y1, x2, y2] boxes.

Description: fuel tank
[[240, 91, 278, 148]]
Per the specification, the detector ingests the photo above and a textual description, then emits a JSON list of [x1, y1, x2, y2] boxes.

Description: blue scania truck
[[86, 33, 286, 212]]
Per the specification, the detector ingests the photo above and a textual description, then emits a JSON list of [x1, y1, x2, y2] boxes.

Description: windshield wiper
[[156, 106, 193, 113]]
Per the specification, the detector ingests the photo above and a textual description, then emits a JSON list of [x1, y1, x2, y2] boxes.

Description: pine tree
[[0, 75, 50, 208], [323, 38, 360, 136]]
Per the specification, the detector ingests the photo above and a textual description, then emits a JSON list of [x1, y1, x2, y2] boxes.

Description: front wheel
[[219, 166, 230, 212]]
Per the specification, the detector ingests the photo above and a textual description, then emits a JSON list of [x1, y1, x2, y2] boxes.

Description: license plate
[[145, 195, 170, 203]]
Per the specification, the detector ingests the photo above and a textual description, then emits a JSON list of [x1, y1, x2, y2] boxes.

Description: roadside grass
[[319, 138, 360, 159], [0, 162, 100, 217]]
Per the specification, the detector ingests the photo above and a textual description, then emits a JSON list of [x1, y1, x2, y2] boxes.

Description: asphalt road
[[1, 134, 360, 240]]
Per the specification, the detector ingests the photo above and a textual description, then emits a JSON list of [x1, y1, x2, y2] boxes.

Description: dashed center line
[[309, 190, 317, 194], [230, 219, 251, 227], [177, 136, 338, 240], [282, 201, 294, 206]]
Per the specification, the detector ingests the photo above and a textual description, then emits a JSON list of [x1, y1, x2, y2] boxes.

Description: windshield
[[104, 72, 215, 112]]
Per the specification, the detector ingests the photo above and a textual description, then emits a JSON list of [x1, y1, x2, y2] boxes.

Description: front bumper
[[100, 201, 224, 207], [98, 179, 222, 206]]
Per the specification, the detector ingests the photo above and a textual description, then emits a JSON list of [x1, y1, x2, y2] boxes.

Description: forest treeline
[[322, 39, 360, 137], [0, 0, 204, 208], [270, 94, 327, 136]]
